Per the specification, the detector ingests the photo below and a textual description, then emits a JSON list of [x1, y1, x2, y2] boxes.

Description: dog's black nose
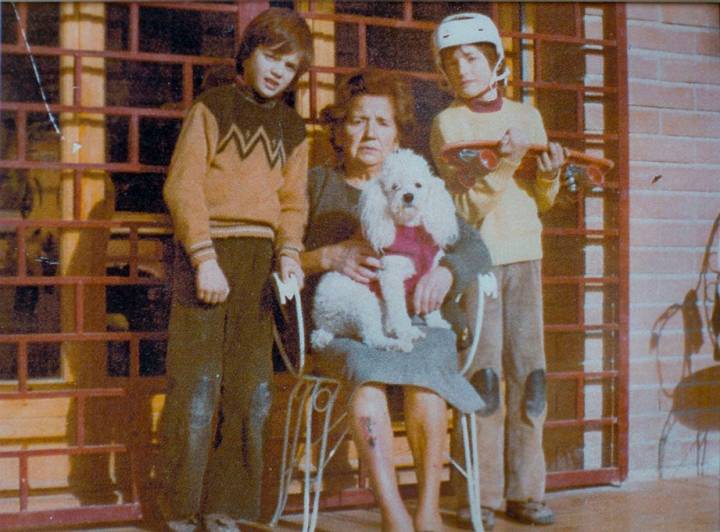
[[402, 192, 414, 204]]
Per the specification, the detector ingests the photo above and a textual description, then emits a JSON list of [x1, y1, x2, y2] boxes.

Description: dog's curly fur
[[311, 149, 459, 352]]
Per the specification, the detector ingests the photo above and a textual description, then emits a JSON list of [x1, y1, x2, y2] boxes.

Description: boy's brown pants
[[157, 238, 274, 521], [453, 260, 547, 510]]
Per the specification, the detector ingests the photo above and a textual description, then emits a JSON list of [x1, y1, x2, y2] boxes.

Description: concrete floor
[[67, 475, 719, 531]]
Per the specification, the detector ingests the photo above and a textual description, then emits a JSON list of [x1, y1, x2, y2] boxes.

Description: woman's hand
[[499, 127, 530, 164], [537, 141, 565, 179], [325, 239, 382, 284], [196, 259, 230, 304], [413, 265, 453, 315]]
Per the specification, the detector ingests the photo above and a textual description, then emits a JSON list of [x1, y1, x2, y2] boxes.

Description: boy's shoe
[[203, 513, 241, 532], [165, 516, 200, 532], [455, 506, 496, 530], [505, 500, 555, 525]]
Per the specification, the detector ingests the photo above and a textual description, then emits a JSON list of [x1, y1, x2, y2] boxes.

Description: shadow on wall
[[651, 212, 720, 477]]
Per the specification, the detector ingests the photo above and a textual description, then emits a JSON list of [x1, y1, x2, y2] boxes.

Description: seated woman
[[300, 69, 492, 532]]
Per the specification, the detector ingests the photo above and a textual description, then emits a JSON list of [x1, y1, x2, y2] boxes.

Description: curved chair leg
[[272, 377, 345, 532], [459, 413, 484, 532], [657, 413, 675, 480], [272, 379, 314, 527], [306, 378, 342, 532]]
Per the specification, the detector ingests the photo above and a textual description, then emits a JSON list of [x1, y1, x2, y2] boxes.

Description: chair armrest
[[459, 272, 498, 376], [272, 272, 307, 376]]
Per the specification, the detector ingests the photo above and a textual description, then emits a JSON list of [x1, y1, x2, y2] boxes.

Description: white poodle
[[311, 149, 459, 352]]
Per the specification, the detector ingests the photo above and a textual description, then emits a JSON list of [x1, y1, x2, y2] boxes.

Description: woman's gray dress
[[304, 165, 492, 413]]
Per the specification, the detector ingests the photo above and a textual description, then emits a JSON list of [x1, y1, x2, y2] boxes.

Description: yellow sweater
[[430, 98, 559, 266], [163, 84, 309, 266]]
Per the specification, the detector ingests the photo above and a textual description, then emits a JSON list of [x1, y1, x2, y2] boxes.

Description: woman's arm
[[301, 166, 382, 283], [300, 239, 381, 283], [441, 217, 493, 295], [413, 217, 491, 315]]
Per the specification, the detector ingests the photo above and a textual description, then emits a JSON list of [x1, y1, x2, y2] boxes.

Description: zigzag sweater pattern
[[163, 84, 309, 266]]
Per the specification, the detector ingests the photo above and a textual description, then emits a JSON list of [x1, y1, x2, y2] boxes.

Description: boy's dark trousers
[[453, 260, 547, 510], [157, 237, 274, 521]]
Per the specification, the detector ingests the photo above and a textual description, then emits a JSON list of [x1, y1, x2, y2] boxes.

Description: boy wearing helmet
[[430, 12, 564, 528]]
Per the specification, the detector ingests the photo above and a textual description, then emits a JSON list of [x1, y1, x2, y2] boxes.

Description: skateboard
[[441, 140, 614, 192]]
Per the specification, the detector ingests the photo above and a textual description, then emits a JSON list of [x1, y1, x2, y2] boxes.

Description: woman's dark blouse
[[302, 165, 491, 413], [304, 165, 492, 295]]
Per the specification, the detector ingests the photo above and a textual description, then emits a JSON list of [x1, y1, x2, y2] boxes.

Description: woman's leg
[[351, 384, 413, 532], [404, 386, 447, 531]]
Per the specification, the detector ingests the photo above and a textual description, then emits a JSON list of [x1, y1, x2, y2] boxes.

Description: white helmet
[[432, 13, 509, 88]]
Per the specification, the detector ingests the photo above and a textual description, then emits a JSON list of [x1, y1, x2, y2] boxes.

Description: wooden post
[[58, 2, 118, 502]]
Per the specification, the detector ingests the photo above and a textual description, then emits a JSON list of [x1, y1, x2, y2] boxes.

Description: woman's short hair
[[235, 8, 314, 86], [320, 69, 417, 157]]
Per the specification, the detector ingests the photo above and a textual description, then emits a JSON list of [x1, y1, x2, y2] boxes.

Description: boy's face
[[441, 44, 496, 100], [243, 45, 301, 99]]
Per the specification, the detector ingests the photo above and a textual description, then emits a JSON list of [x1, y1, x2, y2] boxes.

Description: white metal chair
[[269, 271, 498, 532]]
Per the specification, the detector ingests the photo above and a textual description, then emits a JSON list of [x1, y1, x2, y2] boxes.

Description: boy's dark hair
[[320, 69, 416, 158], [235, 8, 314, 86]]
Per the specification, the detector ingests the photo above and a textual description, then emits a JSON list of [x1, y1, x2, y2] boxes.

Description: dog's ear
[[360, 178, 396, 252], [423, 176, 459, 248]]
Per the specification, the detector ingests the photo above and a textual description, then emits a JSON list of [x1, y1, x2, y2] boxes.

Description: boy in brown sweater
[[430, 12, 564, 529], [158, 8, 313, 531]]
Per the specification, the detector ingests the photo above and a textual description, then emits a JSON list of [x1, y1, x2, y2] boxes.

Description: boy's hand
[[196, 259, 230, 305], [280, 254, 305, 291], [499, 128, 530, 164], [537, 141, 565, 179]]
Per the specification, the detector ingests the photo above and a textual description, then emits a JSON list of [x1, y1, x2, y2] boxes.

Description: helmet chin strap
[[465, 63, 508, 101]]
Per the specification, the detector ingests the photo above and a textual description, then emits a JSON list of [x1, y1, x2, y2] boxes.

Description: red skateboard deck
[[441, 140, 614, 192]]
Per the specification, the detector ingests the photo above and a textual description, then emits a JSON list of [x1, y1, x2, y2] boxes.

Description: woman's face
[[339, 95, 399, 176]]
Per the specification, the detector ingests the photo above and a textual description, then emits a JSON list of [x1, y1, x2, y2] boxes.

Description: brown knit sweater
[[163, 84, 309, 266]]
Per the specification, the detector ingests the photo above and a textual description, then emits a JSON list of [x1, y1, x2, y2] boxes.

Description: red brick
[[630, 107, 660, 133], [629, 386, 673, 415], [629, 437, 719, 472], [661, 4, 720, 28], [627, 412, 714, 445], [696, 28, 720, 56], [630, 247, 703, 275], [629, 81, 694, 110], [629, 162, 720, 193], [695, 86, 720, 112], [661, 57, 720, 85], [629, 302, 714, 336], [629, 54, 659, 80], [630, 190, 720, 220], [662, 110, 720, 138], [628, 22, 697, 54], [629, 332, 687, 360], [628, 412, 673, 445], [630, 357, 683, 384], [630, 135, 697, 163], [631, 355, 718, 387], [627, 4, 660, 22], [630, 219, 713, 247], [696, 139, 720, 164]]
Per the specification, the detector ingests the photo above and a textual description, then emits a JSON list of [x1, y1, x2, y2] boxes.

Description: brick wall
[[626, 3, 720, 480]]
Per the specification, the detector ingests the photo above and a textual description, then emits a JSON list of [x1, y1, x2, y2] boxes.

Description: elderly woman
[[300, 69, 491, 532]]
